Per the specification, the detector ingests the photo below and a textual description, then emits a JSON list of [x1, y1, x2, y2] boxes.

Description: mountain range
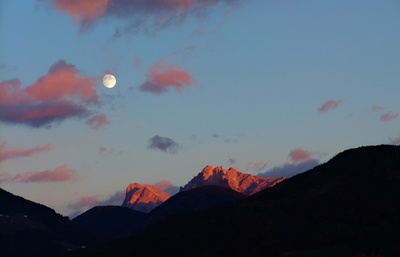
[[121, 164, 284, 213], [1, 145, 399, 257]]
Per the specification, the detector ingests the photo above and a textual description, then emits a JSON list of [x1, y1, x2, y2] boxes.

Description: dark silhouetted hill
[[0, 188, 104, 257], [66, 145, 400, 257], [72, 206, 147, 240], [147, 185, 245, 225]]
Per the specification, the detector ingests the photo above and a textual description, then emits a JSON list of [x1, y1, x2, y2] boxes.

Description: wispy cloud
[[148, 135, 180, 154], [68, 190, 125, 218], [380, 111, 398, 122], [289, 148, 312, 163], [390, 137, 400, 145], [244, 161, 269, 173], [259, 148, 319, 178], [139, 62, 194, 94], [86, 113, 110, 130], [371, 104, 383, 112], [260, 159, 319, 179], [0, 60, 106, 128], [318, 99, 341, 113], [227, 157, 236, 166], [49, 0, 240, 34], [0, 143, 52, 162], [0, 164, 78, 183], [153, 179, 179, 195]]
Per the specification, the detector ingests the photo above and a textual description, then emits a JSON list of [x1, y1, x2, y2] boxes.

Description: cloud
[[0, 143, 52, 162], [86, 113, 110, 130], [148, 135, 180, 154], [227, 158, 236, 166], [318, 99, 341, 113], [0, 164, 78, 183], [68, 190, 125, 218], [380, 111, 398, 122], [0, 60, 104, 128], [371, 104, 383, 112], [99, 146, 108, 154], [139, 62, 194, 94], [52, 0, 110, 24], [133, 56, 142, 70], [390, 137, 400, 145], [244, 161, 269, 173], [260, 159, 319, 179], [289, 148, 312, 163], [153, 179, 179, 195], [49, 0, 239, 34]]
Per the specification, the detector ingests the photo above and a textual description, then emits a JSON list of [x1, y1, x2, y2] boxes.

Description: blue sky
[[1, 0, 399, 216]]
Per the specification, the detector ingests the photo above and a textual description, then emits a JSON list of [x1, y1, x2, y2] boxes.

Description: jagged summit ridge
[[181, 165, 285, 195], [122, 183, 170, 213]]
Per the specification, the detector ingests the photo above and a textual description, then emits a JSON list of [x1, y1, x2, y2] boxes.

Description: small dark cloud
[[260, 159, 319, 179], [318, 99, 341, 113], [148, 135, 180, 154], [227, 158, 236, 166]]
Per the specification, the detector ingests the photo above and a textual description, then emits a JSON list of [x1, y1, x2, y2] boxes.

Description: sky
[[1, 0, 399, 217]]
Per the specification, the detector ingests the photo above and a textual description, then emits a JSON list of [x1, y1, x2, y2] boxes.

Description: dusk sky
[[1, 0, 399, 217]]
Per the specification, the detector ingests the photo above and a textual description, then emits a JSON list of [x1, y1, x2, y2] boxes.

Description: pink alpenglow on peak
[[181, 165, 285, 195], [122, 183, 170, 213]]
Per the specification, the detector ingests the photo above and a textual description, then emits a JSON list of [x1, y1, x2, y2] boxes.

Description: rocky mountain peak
[[122, 183, 170, 213], [181, 165, 285, 195]]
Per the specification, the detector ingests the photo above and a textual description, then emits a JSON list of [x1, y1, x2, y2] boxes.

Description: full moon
[[103, 74, 116, 89]]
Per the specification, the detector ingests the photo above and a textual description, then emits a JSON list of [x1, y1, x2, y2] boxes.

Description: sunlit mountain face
[[122, 183, 171, 213], [180, 165, 285, 195]]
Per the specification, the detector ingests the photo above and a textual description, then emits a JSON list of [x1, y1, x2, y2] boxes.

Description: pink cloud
[[371, 104, 383, 112], [391, 137, 400, 145], [68, 190, 125, 217], [140, 62, 194, 94], [52, 0, 110, 24], [289, 148, 312, 163], [153, 179, 179, 195], [86, 113, 110, 130], [48, 0, 239, 33], [153, 179, 173, 192], [380, 111, 398, 122], [0, 143, 52, 162], [0, 60, 104, 128], [244, 161, 269, 173], [0, 164, 78, 183], [99, 146, 107, 154], [318, 99, 341, 113]]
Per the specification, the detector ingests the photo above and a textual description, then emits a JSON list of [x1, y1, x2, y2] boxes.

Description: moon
[[103, 74, 116, 89]]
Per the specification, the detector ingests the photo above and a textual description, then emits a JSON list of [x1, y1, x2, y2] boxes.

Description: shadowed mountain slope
[[147, 185, 245, 225], [72, 206, 147, 240], [67, 145, 400, 257], [0, 188, 104, 257]]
